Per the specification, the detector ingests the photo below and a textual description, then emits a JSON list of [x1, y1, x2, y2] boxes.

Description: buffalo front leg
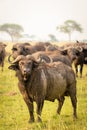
[[1, 62, 4, 71], [18, 83, 34, 122], [57, 97, 65, 114], [80, 64, 83, 78], [36, 99, 44, 122], [23, 92, 34, 123]]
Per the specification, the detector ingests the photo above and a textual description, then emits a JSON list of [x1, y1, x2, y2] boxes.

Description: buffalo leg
[[80, 64, 83, 78], [23, 92, 34, 122], [57, 97, 65, 114], [26, 100, 34, 123], [1, 62, 4, 71], [18, 83, 34, 122], [70, 95, 77, 118], [69, 84, 77, 118], [74, 64, 78, 77], [36, 99, 44, 122]]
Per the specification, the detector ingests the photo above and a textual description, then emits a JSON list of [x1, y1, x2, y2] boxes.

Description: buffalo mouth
[[23, 74, 29, 81], [23, 71, 31, 81], [71, 56, 77, 61], [72, 57, 76, 61]]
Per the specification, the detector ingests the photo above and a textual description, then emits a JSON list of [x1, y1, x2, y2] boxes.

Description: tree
[[0, 23, 24, 42], [48, 34, 58, 42], [56, 20, 83, 41]]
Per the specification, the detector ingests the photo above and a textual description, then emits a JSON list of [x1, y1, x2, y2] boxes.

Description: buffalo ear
[[8, 64, 19, 71], [61, 50, 67, 55], [33, 61, 39, 68]]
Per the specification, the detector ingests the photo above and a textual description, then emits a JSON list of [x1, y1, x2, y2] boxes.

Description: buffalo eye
[[27, 61, 32, 66], [12, 48, 17, 51], [19, 61, 25, 67], [25, 48, 29, 51]]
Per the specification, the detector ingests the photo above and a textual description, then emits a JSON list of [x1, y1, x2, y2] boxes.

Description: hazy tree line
[[0, 24, 24, 42], [0, 20, 83, 42]]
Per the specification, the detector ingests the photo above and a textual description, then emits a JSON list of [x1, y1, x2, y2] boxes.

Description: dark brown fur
[[11, 42, 47, 59], [8, 56, 77, 122], [0, 43, 7, 71], [32, 51, 72, 67], [73, 48, 87, 77]]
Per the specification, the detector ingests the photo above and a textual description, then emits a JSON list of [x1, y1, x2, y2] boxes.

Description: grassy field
[[0, 56, 87, 130]]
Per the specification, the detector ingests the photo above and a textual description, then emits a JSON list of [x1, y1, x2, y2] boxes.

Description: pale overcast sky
[[0, 0, 87, 41]]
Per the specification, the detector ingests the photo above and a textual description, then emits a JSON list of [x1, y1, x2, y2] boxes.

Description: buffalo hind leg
[[74, 64, 78, 77], [36, 99, 44, 122], [69, 86, 77, 119], [70, 96, 77, 119], [57, 96, 65, 114]]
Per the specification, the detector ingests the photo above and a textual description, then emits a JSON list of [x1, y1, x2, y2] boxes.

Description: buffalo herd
[[1, 41, 87, 122]]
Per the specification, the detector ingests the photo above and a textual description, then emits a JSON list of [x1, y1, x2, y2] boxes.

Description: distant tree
[[56, 20, 83, 41], [48, 34, 58, 42], [0, 23, 24, 42], [19, 34, 36, 41]]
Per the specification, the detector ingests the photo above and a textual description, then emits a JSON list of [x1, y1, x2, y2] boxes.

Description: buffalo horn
[[26, 55, 36, 61], [38, 55, 53, 63], [76, 46, 83, 52], [12, 55, 25, 64], [26, 55, 41, 64], [48, 56, 53, 63], [8, 54, 13, 64]]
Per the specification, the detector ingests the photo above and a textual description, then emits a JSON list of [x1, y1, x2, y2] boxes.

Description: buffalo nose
[[24, 68, 30, 73], [24, 69, 26, 73]]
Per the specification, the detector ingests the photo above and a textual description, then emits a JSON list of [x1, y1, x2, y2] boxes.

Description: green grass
[[0, 58, 87, 130]]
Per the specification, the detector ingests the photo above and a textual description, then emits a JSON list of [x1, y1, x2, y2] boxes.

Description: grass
[[0, 57, 87, 130]]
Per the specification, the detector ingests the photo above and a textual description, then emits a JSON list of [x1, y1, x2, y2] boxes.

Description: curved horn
[[38, 55, 53, 63], [48, 56, 53, 63], [26, 55, 36, 61], [76, 46, 83, 52], [8, 54, 13, 64], [12, 55, 25, 64], [26, 55, 33, 59], [79, 47, 83, 52]]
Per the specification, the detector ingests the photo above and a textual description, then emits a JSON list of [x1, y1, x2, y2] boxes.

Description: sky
[[0, 0, 87, 41]]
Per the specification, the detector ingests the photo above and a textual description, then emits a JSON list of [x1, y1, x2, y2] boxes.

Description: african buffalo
[[73, 47, 87, 77], [10, 42, 72, 67], [60, 45, 87, 77], [11, 43, 31, 59], [31, 50, 72, 67], [11, 42, 47, 59], [8, 55, 77, 122], [0, 42, 7, 71]]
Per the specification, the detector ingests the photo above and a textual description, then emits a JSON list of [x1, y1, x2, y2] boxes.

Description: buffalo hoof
[[73, 114, 77, 121], [57, 112, 60, 115], [37, 118, 42, 122], [28, 119, 34, 123], [73, 116, 78, 121], [76, 75, 78, 77]]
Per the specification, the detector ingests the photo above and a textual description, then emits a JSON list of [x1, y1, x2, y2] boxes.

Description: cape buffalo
[[8, 55, 77, 122], [0, 42, 7, 71]]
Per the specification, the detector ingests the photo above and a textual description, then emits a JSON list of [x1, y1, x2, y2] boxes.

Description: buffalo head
[[11, 43, 31, 59], [8, 55, 39, 81], [61, 47, 82, 62]]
